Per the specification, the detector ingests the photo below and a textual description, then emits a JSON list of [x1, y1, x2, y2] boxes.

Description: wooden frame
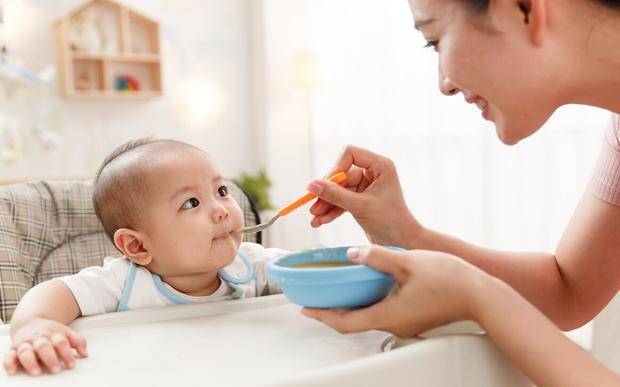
[[54, 0, 162, 100]]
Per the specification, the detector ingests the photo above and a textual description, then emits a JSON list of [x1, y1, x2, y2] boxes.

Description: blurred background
[[1, 0, 617, 371], [0, 0, 609, 253]]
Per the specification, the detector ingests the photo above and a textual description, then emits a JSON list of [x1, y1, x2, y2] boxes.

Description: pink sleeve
[[588, 114, 620, 206]]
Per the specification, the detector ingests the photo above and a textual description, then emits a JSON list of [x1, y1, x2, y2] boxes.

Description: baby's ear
[[113, 228, 153, 266]]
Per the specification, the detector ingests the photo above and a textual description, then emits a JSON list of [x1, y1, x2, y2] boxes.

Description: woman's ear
[[113, 228, 153, 266], [517, 0, 547, 46]]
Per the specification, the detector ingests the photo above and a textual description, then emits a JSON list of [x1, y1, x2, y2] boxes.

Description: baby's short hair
[[93, 138, 201, 241]]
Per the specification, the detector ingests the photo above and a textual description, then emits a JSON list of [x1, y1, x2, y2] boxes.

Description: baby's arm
[[3, 279, 87, 376]]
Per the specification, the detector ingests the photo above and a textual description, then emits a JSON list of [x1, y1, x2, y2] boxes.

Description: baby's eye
[[181, 197, 200, 209], [218, 185, 229, 197]]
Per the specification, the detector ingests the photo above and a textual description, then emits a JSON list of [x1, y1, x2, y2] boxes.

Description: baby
[[3, 138, 288, 376]]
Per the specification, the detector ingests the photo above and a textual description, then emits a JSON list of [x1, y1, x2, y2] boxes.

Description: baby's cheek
[[231, 204, 244, 229], [234, 232, 243, 247], [235, 211, 245, 246]]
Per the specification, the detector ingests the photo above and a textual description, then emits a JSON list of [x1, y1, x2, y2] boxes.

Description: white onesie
[[58, 242, 289, 316]]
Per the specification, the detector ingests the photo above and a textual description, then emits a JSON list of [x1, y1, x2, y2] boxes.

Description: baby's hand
[[3, 317, 88, 376]]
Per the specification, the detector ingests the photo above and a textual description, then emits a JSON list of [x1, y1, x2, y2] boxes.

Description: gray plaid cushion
[[0, 180, 260, 323]]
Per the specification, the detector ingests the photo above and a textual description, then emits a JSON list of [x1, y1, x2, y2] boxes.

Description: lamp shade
[[292, 50, 320, 91]]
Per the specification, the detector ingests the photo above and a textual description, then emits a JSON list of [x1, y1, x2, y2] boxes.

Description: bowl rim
[[267, 246, 393, 285]]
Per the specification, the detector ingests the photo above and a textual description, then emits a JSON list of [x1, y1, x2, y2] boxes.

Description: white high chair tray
[[0, 295, 531, 387]]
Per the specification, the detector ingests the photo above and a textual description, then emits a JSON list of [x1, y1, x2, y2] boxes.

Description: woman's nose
[[438, 66, 459, 96], [211, 204, 229, 223], [439, 76, 459, 96]]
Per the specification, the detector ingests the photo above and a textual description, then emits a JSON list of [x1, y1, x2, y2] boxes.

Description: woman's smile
[[465, 94, 490, 120]]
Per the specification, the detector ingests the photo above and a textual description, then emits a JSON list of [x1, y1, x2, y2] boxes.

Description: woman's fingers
[[310, 166, 366, 214], [332, 145, 386, 175], [66, 329, 88, 358], [32, 337, 61, 374], [16, 343, 41, 376], [311, 207, 346, 227], [307, 179, 365, 213], [349, 245, 412, 283], [51, 333, 75, 369], [302, 302, 387, 334], [308, 165, 365, 214], [3, 349, 19, 375], [309, 198, 333, 216]]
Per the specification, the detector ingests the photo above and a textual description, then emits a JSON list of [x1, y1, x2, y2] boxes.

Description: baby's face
[[140, 148, 244, 277]]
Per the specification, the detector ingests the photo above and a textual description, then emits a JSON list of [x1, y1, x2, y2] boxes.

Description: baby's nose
[[211, 204, 229, 223]]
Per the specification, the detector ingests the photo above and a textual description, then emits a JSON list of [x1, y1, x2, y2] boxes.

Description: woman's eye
[[181, 197, 200, 209], [217, 185, 229, 197], [423, 40, 439, 52]]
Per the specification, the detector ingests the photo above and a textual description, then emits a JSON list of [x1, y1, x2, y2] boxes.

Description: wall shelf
[[54, 0, 162, 100], [71, 51, 161, 62]]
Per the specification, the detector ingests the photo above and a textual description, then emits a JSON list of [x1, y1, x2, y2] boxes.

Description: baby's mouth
[[214, 229, 231, 240]]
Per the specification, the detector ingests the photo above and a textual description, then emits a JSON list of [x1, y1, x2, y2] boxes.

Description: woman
[[301, 0, 620, 385]]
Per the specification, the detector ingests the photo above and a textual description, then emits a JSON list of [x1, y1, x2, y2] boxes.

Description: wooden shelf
[[66, 90, 162, 100], [54, 0, 162, 100], [72, 51, 160, 62]]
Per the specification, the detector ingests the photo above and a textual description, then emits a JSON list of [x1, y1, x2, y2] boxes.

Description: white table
[[0, 295, 531, 386]]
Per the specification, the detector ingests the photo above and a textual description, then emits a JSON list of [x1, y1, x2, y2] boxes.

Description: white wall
[[0, 0, 257, 180], [257, 0, 320, 249]]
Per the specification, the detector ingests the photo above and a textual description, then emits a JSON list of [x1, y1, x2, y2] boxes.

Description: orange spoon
[[240, 172, 347, 234]]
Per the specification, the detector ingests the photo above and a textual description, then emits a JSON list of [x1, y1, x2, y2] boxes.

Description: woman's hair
[[600, 0, 620, 8], [464, 0, 620, 12]]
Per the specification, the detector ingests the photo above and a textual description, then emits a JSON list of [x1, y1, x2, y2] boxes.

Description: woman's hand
[[3, 317, 88, 376], [308, 145, 422, 248], [303, 246, 620, 387], [301, 245, 492, 337]]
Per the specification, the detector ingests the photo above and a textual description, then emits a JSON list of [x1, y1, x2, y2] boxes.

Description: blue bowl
[[267, 246, 401, 308]]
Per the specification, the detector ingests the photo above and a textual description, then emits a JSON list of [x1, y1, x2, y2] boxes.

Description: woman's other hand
[[301, 245, 493, 338]]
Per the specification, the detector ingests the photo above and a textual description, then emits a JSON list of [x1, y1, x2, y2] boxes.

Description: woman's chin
[[496, 130, 521, 145], [494, 118, 532, 146], [493, 109, 554, 146]]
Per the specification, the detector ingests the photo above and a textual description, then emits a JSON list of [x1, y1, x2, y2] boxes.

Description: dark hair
[[600, 0, 620, 8], [464, 0, 620, 12], [93, 138, 202, 241]]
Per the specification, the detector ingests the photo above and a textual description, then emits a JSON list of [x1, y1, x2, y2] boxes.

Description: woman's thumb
[[348, 245, 411, 283], [307, 180, 358, 212]]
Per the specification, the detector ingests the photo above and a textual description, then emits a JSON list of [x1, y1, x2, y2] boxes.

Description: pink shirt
[[589, 114, 620, 206]]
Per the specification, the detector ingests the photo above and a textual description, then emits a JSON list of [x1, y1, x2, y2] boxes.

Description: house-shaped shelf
[[54, 0, 162, 100]]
